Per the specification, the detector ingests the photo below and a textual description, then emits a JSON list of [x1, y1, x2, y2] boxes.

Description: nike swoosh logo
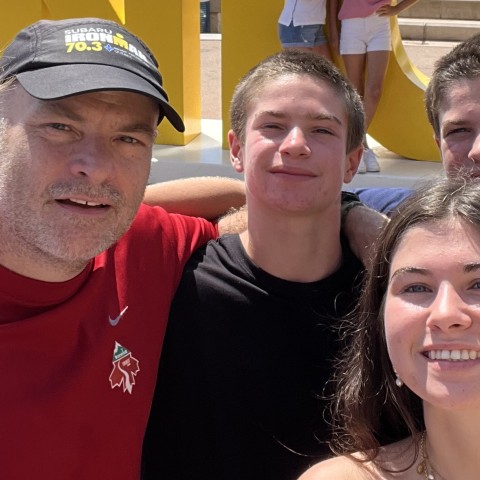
[[109, 306, 129, 327]]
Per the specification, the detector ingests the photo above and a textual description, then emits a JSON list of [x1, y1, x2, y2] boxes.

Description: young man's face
[[0, 84, 158, 275], [437, 77, 480, 177], [228, 74, 362, 216]]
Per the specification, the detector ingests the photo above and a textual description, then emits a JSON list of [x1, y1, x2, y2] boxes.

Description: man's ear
[[434, 134, 440, 149], [343, 144, 364, 184], [228, 130, 244, 173]]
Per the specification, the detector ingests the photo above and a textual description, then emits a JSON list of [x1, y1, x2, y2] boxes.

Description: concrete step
[[399, 0, 480, 21], [399, 18, 480, 42], [398, 0, 480, 42]]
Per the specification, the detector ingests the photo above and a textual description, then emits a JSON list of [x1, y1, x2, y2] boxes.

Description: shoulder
[[299, 439, 417, 480], [200, 234, 244, 263], [354, 187, 413, 215], [178, 235, 243, 283], [131, 204, 216, 239], [298, 455, 380, 480], [133, 204, 212, 228]]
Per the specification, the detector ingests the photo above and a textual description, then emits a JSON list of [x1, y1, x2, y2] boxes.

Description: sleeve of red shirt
[[166, 211, 218, 261], [131, 204, 218, 286]]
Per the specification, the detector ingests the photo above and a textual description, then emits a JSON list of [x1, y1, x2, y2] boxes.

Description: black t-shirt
[[142, 234, 364, 480]]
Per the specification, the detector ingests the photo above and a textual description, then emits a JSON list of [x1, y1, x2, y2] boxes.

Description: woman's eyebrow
[[390, 266, 428, 281]]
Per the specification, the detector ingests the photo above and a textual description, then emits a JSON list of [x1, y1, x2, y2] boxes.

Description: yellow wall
[[368, 18, 439, 161], [221, 0, 284, 148], [0, 0, 201, 146]]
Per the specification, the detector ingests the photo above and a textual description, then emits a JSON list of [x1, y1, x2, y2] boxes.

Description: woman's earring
[[395, 373, 403, 387]]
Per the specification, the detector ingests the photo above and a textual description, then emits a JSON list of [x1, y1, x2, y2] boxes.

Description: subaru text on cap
[[0, 17, 185, 131]]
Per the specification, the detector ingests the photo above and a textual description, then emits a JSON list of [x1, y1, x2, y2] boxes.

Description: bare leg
[[312, 44, 333, 61], [342, 53, 367, 97], [342, 52, 384, 172], [363, 50, 390, 128], [284, 46, 314, 52], [285, 45, 332, 61]]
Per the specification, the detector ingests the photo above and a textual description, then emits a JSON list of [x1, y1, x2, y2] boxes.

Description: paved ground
[[149, 37, 457, 187]]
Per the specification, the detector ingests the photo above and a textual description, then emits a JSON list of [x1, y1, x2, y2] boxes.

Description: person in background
[[299, 174, 480, 479], [330, 0, 420, 173], [278, 0, 333, 60], [142, 49, 370, 480]]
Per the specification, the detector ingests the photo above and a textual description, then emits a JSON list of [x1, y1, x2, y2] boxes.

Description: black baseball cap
[[0, 17, 185, 131]]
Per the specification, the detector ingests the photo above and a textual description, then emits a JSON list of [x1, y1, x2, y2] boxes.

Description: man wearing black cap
[[0, 17, 233, 480]]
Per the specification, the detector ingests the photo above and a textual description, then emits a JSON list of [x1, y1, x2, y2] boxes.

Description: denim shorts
[[340, 15, 391, 54], [278, 21, 327, 48]]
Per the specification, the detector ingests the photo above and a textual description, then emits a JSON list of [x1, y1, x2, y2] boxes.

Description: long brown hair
[[330, 175, 480, 467]]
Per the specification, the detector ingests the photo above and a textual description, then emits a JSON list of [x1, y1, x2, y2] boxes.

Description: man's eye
[[49, 123, 69, 131], [314, 128, 332, 134], [445, 127, 468, 136], [120, 136, 139, 144]]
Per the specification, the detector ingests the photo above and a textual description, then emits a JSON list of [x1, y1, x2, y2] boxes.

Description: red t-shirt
[[0, 204, 217, 479]]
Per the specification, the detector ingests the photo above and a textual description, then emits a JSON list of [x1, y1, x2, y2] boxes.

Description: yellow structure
[[221, 1, 282, 149], [369, 17, 439, 161], [0, 0, 202, 146], [222, 1, 440, 161]]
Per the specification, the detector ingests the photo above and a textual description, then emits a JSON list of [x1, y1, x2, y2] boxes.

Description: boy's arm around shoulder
[[343, 204, 388, 268], [144, 177, 245, 220], [216, 205, 247, 235]]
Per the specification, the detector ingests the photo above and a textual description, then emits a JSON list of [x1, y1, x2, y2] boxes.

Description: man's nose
[[467, 132, 480, 165], [279, 127, 311, 157], [68, 136, 115, 183]]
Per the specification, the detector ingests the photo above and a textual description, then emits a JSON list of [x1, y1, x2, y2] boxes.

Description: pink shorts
[[340, 14, 391, 55]]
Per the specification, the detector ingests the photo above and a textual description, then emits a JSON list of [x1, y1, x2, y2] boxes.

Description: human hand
[[343, 204, 388, 269], [376, 4, 397, 16]]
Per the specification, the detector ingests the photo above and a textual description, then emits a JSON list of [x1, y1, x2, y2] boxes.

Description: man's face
[[437, 77, 480, 177], [0, 84, 158, 278], [228, 75, 362, 216]]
